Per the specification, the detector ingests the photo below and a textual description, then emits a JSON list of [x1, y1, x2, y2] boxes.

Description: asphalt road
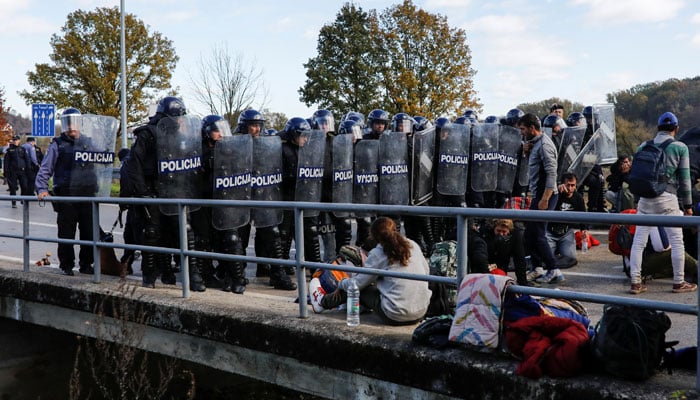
[[0, 198, 697, 348]]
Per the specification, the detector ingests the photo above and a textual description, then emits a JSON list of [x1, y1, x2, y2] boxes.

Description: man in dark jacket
[[4, 135, 32, 208]]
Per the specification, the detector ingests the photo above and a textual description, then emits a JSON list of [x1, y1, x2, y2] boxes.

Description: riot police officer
[[363, 109, 390, 140], [236, 110, 296, 290], [35, 108, 96, 275], [124, 97, 206, 290], [5, 134, 32, 208]]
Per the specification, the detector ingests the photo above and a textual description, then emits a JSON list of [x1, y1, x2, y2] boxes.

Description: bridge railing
[[2, 194, 700, 386]]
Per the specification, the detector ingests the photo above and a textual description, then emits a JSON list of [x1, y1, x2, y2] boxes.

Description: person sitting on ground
[[623, 225, 698, 284], [605, 155, 635, 212], [321, 217, 432, 325]]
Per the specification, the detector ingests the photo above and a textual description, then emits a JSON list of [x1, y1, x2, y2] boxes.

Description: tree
[[0, 86, 13, 145], [19, 7, 178, 127], [299, 3, 385, 116], [188, 43, 269, 129], [261, 109, 288, 132], [517, 98, 585, 120], [376, 0, 479, 118]]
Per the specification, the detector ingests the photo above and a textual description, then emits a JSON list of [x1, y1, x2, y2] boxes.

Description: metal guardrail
[[2, 194, 700, 386]]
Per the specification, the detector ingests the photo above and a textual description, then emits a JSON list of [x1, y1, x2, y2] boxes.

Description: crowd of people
[[15, 96, 699, 327]]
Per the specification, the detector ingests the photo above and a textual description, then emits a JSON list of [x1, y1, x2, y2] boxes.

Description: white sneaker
[[308, 278, 327, 313], [539, 268, 565, 284], [526, 267, 545, 282]]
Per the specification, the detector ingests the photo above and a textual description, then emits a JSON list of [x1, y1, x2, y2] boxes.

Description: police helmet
[[391, 113, 415, 133], [283, 117, 311, 138], [338, 119, 363, 140], [237, 109, 265, 133], [61, 107, 82, 132], [434, 117, 451, 129], [343, 111, 366, 128], [156, 96, 186, 117], [201, 114, 228, 140], [413, 116, 433, 131], [504, 108, 525, 126], [542, 115, 567, 130], [566, 112, 587, 127], [484, 115, 498, 124], [453, 116, 468, 125], [265, 128, 278, 136], [312, 109, 335, 133], [582, 106, 593, 118], [367, 109, 390, 132], [462, 109, 478, 121]]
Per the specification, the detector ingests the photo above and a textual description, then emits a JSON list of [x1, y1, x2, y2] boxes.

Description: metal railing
[[2, 194, 700, 386]]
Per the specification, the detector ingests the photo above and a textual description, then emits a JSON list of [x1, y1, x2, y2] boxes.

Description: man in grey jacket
[[518, 113, 562, 284]]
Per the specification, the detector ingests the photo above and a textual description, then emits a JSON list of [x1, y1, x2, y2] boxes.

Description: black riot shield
[[557, 126, 586, 180], [592, 104, 617, 165], [251, 135, 283, 228], [470, 123, 499, 192], [568, 130, 603, 188], [70, 114, 118, 197], [496, 125, 522, 194], [353, 139, 379, 218], [331, 134, 354, 217], [411, 127, 435, 205], [156, 115, 203, 215], [379, 131, 409, 205], [212, 135, 252, 230], [295, 130, 326, 218], [436, 124, 470, 196]]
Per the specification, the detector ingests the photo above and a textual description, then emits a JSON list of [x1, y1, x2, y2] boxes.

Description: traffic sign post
[[31, 104, 56, 137]]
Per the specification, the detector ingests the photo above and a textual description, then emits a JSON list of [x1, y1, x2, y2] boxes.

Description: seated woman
[[322, 217, 432, 325], [605, 155, 635, 212]]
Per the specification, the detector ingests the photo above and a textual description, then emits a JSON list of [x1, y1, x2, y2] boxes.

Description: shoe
[[308, 278, 326, 313], [270, 274, 297, 291], [526, 267, 545, 282], [629, 283, 648, 295], [60, 266, 74, 276], [161, 271, 177, 285], [230, 278, 247, 294], [517, 280, 541, 287], [537, 269, 565, 284], [672, 281, 698, 293], [11, 204, 17, 209], [78, 264, 94, 274]]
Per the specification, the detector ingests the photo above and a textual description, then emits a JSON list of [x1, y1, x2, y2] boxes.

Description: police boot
[[270, 266, 296, 291], [157, 253, 177, 285], [188, 258, 206, 292], [141, 252, 157, 288], [229, 262, 248, 294]]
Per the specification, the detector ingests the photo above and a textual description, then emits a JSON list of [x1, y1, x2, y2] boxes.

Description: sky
[[1, 0, 700, 122]]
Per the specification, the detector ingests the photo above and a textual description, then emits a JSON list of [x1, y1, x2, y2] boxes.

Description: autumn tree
[[188, 43, 269, 128], [299, 3, 384, 117], [20, 7, 178, 126], [517, 98, 585, 120], [376, 0, 479, 118], [0, 85, 13, 144]]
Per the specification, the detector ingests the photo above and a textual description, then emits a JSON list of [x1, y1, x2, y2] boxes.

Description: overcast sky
[[1, 0, 699, 121]]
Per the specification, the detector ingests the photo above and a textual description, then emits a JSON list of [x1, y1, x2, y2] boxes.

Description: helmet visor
[[61, 114, 82, 133], [213, 120, 232, 137], [393, 119, 413, 133], [314, 115, 335, 133]]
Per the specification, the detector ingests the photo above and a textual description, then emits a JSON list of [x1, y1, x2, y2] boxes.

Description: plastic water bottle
[[582, 235, 588, 254], [346, 278, 360, 327]]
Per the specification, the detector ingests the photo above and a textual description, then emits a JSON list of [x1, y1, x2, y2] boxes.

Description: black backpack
[[628, 139, 673, 198], [591, 305, 672, 380]]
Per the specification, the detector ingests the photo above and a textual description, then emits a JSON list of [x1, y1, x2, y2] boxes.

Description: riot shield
[[251, 135, 283, 228], [496, 125, 522, 194], [156, 114, 203, 215], [568, 129, 603, 188], [295, 129, 326, 217], [331, 134, 354, 217], [411, 127, 435, 205], [557, 125, 586, 180], [436, 123, 470, 196], [379, 131, 409, 205], [592, 104, 617, 165], [70, 114, 118, 197], [211, 135, 252, 230], [470, 123, 498, 192], [352, 139, 379, 217]]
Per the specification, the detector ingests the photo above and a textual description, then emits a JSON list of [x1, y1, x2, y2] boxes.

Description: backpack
[[628, 139, 673, 198], [608, 209, 637, 257], [591, 305, 672, 380], [426, 240, 458, 317]]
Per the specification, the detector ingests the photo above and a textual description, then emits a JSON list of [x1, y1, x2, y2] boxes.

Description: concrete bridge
[[0, 263, 696, 399]]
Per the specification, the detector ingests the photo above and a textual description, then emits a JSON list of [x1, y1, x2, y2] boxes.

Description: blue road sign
[[31, 104, 56, 137]]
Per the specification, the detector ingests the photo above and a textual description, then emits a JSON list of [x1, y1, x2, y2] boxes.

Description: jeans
[[546, 229, 576, 260], [629, 192, 685, 285], [525, 194, 559, 270]]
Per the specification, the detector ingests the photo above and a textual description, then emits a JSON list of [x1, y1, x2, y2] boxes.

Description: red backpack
[[608, 209, 637, 257]]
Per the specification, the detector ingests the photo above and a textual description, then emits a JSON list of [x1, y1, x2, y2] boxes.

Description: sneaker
[[672, 281, 698, 293], [537, 269, 565, 284], [518, 280, 541, 287], [320, 288, 345, 310], [629, 283, 648, 295], [308, 278, 327, 313], [526, 267, 545, 282]]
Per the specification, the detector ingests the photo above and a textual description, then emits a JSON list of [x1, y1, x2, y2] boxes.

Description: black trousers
[[56, 202, 94, 268]]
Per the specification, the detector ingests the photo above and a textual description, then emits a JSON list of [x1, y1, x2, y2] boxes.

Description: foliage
[[188, 43, 269, 129], [300, 1, 479, 120], [261, 109, 288, 132], [299, 3, 384, 119], [517, 97, 586, 120], [19, 7, 178, 128], [376, 0, 479, 118], [0, 86, 12, 145]]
